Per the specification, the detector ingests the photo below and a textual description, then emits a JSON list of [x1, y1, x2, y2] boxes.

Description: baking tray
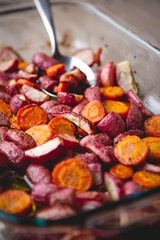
[[0, 1, 160, 239]]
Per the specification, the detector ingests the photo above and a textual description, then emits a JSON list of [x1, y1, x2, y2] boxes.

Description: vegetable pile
[[0, 46, 160, 220]]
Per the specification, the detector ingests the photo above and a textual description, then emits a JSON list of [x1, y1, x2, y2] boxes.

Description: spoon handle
[[33, 0, 60, 57]]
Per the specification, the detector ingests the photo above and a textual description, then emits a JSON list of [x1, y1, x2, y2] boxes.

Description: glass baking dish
[[0, 1, 160, 239]]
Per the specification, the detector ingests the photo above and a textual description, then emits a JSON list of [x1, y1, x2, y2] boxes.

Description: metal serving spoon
[[33, 0, 96, 97]]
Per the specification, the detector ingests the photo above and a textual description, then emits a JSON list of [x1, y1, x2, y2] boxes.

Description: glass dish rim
[[0, 0, 160, 227]]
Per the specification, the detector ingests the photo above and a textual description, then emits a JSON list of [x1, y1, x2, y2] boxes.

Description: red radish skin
[[100, 61, 115, 87], [17, 70, 37, 82], [36, 205, 75, 220], [97, 112, 125, 138], [126, 90, 152, 117], [75, 153, 99, 164], [7, 129, 36, 150], [39, 75, 58, 91], [26, 163, 52, 185], [126, 104, 143, 130], [123, 181, 142, 197], [32, 52, 59, 71], [0, 71, 9, 88], [0, 46, 23, 62], [0, 141, 27, 168], [80, 133, 112, 148], [10, 94, 28, 115], [0, 111, 10, 127], [25, 137, 63, 163], [104, 172, 124, 200], [0, 59, 18, 73], [88, 163, 103, 186], [84, 86, 101, 102], [85, 142, 112, 164], [21, 85, 49, 104]]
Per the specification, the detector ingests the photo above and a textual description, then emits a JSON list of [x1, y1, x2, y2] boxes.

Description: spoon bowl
[[33, 0, 96, 97]]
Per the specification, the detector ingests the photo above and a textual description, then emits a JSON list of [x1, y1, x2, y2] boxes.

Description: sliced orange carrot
[[48, 116, 76, 137], [46, 64, 65, 78], [103, 100, 129, 118], [54, 82, 69, 93], [142, 137, 160, 161], [18, 61, 29, 70], [144, 114, 160, 137], [77, 127, 88, 137], [81, 100, 106, 124], [26, 124, 54, 146], [17, 104, 48, 131], [114, 135, 149, 166], [0, 190, 32, 215], [52, 158, 93, 193], [10, 116, 21, 130], [101, 86, 124, 100], [0, 99, 11, 118], [94, 47, 102, 66], [133, 170, 160, 189], [17, 79, 40, 90], [109, 163, 133, 180]]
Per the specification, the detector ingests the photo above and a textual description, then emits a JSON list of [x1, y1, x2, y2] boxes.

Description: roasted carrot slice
[[77, 127, 88, 137], [46, 64, 65, 78], [81, 100, 106, 124], [103, 100, 129, 118], [52, 158, 93, 193], [144, 114, 160, 137], [54, 82, 69, 93], [17, 79, 40, 90], [133, 170, 160, 189], [48, 116, 76, 137], [114, 135, 149, 166], [0, 190, 32, 215], [0, 99, 11, 118], [17, 104, 48, 131], [109, 163, 133, 180], [18, 61, 29, 70], [101, 86, 124, 100], [26, 124, 54, 146], [142, 137, 160, 161], [10, 116, 21, 130]]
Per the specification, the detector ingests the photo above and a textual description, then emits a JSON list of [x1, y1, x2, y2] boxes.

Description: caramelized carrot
[[10, 116, 21, 130], [17, 79, 40, 90], [59, 73, 78, 87], [48, 116, 76, 137], [133, 170, 160, 189], [81, 100, 106, 124], [101, 86, 124, 100], [46, 64, 65, 78], [109, 163, 133, 180], [17, 104, 48, 130], [0, 99, 11, 118], [114, 135, 149, 166], [77, 127, 88, 137], [103, 100, 129, 118], [144, 114, 160, 137], [142, 137, 160, 161], [0, 190, 32, 215], [18, 62, 29, 70], [26, 124, 54, 146], [52, 158, 93, 193], [54, 83, 69, 93]]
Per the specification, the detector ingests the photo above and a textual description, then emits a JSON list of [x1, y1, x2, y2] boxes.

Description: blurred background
[[0, 0, 160, 50]]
